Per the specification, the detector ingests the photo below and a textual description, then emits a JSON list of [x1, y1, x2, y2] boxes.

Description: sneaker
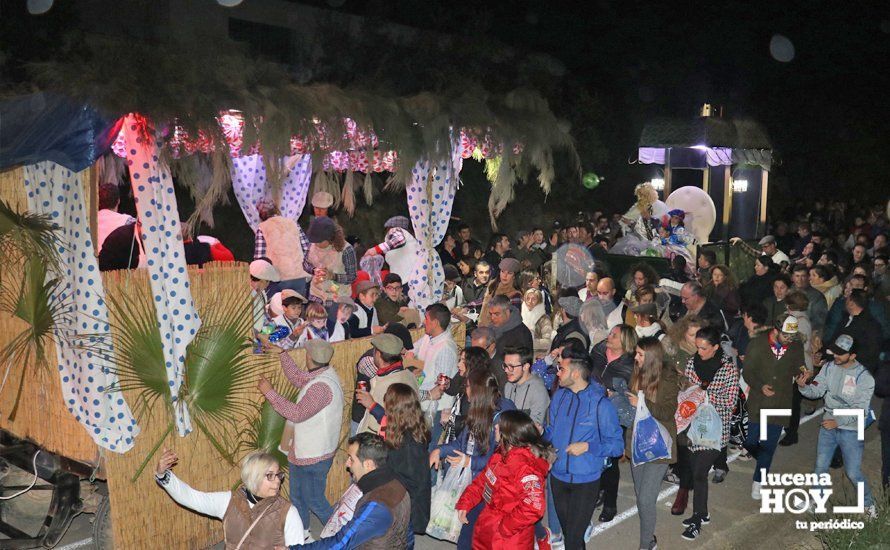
[[866, 505, 877, 519], [681, 522, 701, 541], [303, 530, 315, 543], [550, 532, 565, 549], [664, 471, 680, 484], [751, 480, 762, 500], [779, 432, 798, 446], [711, 469, 727, 483], [584, 524, 594, 543], [682, 514, 710, 526], [536, 527, 553, 550], [599, 506, 617, 522], [737, 449, 753, 462]]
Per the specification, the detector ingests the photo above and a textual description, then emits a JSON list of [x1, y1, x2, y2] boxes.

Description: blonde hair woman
[[155, 449, 304, 547], [521, 288, 553, 355]]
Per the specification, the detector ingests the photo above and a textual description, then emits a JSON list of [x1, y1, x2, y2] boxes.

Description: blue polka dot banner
[[22, 161, 139, 453], [123, 114, 201, 436], [231, 154, 313, 231], [405, 149, 462, 310]]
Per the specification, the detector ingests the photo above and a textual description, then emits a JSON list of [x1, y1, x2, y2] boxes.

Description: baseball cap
[[779, 315, 799, 334], [829, 334, 855, 356]]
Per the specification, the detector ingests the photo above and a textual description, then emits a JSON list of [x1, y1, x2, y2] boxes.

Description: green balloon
[[582, 172, 601, 189]]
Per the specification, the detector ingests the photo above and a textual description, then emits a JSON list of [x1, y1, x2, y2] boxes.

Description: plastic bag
[[321, 482, 363, 538], [675, 385, 706, 433], [425, 464, 474, 542], [631, 391, 673, 465], [687, 394, 722, 450]]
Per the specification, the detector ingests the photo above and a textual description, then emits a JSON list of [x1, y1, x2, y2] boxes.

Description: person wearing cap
[[270, 290, 310, 351], [797, 333, 877, 516], [439, 264, 464, 313], [375, 273, 409, 326], [631, 302, 665, 341], [310, 191, 334, 218], [356, 334, 419, 434], [250, 259, 281, 334], [350, 324, 414, 435], [363, 215, 420, 283], [742, 312, 806, 500], [254, 200, 312, 297], [348, 280, 384, 338], [730, 234, 791, 267], [550, 288, 590, 352], [303, 216, 357, 303], [258, 341, 344, 539], [328, 296, 355, 343], [478, 257, 523, 327]]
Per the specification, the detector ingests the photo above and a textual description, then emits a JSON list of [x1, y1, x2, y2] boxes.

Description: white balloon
[[217, 0, 244, 6], [666, 186, 716, 244], [26, 0, 53, 15], [769, 34, 795, 63]]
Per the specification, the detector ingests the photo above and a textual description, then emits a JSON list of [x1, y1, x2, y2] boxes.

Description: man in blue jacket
[[291, 433, 413, 549], [543, 344, 624, 550]]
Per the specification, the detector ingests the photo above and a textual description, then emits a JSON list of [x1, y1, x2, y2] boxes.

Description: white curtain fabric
[[122, 115, 201, 436], [231, 154, 313, 232], [405, 145, 462, 310], [22, 161, 139, 452]]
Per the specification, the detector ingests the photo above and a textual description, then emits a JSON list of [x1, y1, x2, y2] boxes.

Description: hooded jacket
[[544, 382, 624, 483], [590, 341, 634, 391], [456, 446, 551, 550], [799, 359, 874, 430]]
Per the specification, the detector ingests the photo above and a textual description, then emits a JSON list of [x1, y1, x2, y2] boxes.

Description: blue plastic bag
[[631, 391, 673, 465], [687, 394, 723, 450]]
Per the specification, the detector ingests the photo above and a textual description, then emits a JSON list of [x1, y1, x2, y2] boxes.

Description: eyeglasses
[[265, 471, 286, 482], [502, 363, 524, 371]]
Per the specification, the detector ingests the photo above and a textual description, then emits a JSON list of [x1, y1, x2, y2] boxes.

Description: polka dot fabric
[[231, 154, 313, 232], [22, 162, 139, 453], [405, 148, 462, 310], [122, 114, 201, 436]]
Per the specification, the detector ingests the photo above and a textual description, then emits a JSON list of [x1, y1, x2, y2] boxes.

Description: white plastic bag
[[631, 391, 673, 465], [687, 394, 722, 450], [425, 464, 474, 542], [321, 482, 364, 538]]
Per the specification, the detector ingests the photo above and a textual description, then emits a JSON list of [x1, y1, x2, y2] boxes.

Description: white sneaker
[[751, 480, 762, 500], [303, 530, 315, 543], [866, 505, 877, 519]]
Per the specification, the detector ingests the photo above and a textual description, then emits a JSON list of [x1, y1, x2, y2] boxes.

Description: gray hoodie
[[799, 359, 875, 430], [504, 373, 551, 425]]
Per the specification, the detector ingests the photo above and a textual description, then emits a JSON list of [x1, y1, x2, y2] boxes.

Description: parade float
[[0, 36, 578, 548]]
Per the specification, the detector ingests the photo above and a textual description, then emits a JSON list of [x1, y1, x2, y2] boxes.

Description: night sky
[[301, 0, 890, 201]]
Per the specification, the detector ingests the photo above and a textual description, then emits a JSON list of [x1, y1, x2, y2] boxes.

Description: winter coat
[[387, 433, 431, 535], [456, 446, 550, 550], [543, 382, 624, 483], [493, 308, 534, 359], [590, 342, 634, 391], [743, 331, 805, 424], [624, 364, 680, 464], [684, 351, 739, 451], [740, 271, 777, 307]]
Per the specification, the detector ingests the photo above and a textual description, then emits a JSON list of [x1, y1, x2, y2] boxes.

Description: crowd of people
[[150, 191, 889, 550]]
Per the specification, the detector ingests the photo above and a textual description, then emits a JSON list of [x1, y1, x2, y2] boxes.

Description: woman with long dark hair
[[442, 346, 493, 444], [456, 410, 555, 548], [430, 369, 516, 549], [704, 264, 741, 319], [626, 337, 679, 550], [680, 326, 738, 541], [381, 383, 432, 535]]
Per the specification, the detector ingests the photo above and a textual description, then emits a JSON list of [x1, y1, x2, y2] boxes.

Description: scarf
[[244, 488, 263, 505], [768, 331, 787, 360], [693, 349, 723, 384], [521, 302, 546, 332]]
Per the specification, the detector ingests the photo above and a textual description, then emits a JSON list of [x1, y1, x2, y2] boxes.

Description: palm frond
[[0, 200, 60, 281], [237, 384, 300, 470], [0, 257, 69, 420]]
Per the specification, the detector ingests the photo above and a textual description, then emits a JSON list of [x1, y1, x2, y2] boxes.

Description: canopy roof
[[639, 116, 772, 150]]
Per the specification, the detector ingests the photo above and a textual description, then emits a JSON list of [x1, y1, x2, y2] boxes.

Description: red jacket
[[455, 446, 550, 550]]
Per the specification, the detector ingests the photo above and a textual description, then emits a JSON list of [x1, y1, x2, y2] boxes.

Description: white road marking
[[57, 538, 93, 550], [587, 407, 825, 539]]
